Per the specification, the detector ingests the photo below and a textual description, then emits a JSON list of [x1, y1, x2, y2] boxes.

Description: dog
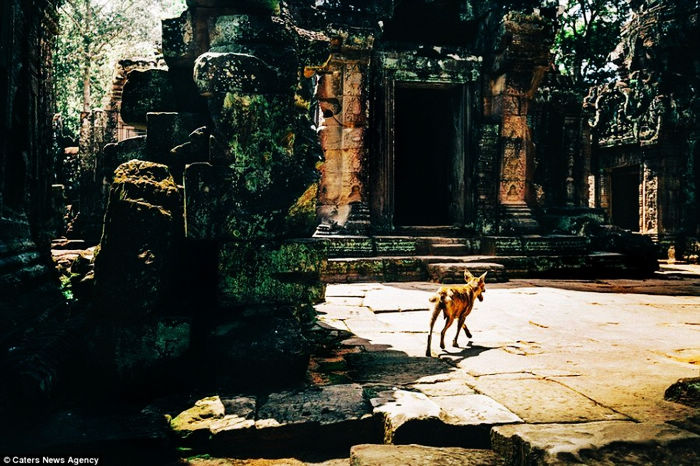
[[426, 270, 487, 357]]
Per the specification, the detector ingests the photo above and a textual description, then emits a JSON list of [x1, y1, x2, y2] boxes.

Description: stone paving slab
[[325, 283, 385, 297], [362, 287, 432, 313], [370, 388, 521, 447], [492, 421, 700, 465], [470, 374, 628, 423], [433, 395, 522, 426], [371, 389, 442, 443], [350, 444, 505, 466], [409, 371, 478, 396]]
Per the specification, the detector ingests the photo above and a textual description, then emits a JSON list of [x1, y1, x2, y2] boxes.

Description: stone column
[[315, 33, 373, 234], [491, 13, 554, 208]]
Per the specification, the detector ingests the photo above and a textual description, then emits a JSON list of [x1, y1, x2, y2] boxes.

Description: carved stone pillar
[[494, 14, 553, 208], [315, 33, 373, 235]]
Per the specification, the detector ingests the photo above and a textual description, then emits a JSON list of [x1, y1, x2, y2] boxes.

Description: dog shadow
[[436, 341, 497, 362]]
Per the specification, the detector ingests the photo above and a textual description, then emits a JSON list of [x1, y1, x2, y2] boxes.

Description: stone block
[[121, 69, 176, 128], [94, 161, 182, 319], [102, 136, 147, 180], [322, 237, 375, 258], [170, 395, 257, 450], [321, 257, 384, 283], [374, 237, 418, 255], [194, 52, 292, 96], [162, 9, 196, 68], [371, 389, 442, 443], [350, 444, 505, 466], [492, 421, 700, 465], [343, 64, 364, 96], [256, 384, 377, 438], [146, 112, 206, 180], [319, 127, 342, 151], [382, 257, 425, 282]]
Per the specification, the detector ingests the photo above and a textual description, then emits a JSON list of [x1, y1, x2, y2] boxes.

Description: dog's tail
[[429, 290, 448, 319]]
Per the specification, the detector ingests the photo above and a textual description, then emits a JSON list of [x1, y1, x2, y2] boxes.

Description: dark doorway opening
[[611, 165, 640, 231], [394, 85, 462, 226]]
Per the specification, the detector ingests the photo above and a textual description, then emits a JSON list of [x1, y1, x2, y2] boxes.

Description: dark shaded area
[[395, 86, 458, 225], [611, 165, 640, 231]]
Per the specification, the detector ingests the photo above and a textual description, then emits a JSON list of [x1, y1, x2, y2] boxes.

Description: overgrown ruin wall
[[0, 0, 67, 410], [585, 0, 700, 256]]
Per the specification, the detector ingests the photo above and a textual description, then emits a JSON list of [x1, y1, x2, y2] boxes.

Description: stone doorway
[[393, 84, 464, 226], [611, 165, 640, 231]]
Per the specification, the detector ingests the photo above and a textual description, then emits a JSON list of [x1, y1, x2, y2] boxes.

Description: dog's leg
[[453, 313, 468, 347], [426, 301, 441, 357], [462, 323, 472, 339], [440, 315, 455, 350]]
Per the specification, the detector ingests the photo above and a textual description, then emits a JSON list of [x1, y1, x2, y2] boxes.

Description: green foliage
[[53, 0, 186, 134], [553, 0, 631, 88]]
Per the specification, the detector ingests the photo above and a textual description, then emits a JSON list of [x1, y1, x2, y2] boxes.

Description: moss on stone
[[218, 240, 326, 308]]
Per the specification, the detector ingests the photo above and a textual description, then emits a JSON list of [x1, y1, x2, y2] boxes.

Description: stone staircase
[[318, 227, 636, 282], [501, 202, 540, 234]]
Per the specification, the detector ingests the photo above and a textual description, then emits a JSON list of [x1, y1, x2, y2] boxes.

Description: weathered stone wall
[[0, 0, 69, 411], [585, 1, 699, 255], [84, 0, 329, 390]]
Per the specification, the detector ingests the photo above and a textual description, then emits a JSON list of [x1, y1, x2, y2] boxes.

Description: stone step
[[350, 444, 505, 465], [429, 243, 472, 256], [170, 384, 382, 459], [481, 235, 589, 256], [321, 252, 636, 282], [491, 421, 700, 466], [427, 262, 507, 283]]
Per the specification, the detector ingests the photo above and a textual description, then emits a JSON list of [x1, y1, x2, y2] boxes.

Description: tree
[[54, 0, 186, 134], [554, 0, 632, 88]]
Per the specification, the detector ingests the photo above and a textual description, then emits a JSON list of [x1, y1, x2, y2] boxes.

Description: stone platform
[[321, 252, 636, 283], [317, 234, 646, 283], [169, 271, 698, 464]]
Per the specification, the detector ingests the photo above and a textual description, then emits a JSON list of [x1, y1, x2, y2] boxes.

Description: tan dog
[[426, 270, 487, 357]]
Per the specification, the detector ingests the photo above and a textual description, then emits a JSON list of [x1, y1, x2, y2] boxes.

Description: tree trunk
[[81, 1, 92, 113], [82, 60, 91, 113]]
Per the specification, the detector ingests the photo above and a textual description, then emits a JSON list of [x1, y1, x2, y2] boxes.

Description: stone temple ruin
[[1, 0, 699, 462], [585, 0, 700, 258]]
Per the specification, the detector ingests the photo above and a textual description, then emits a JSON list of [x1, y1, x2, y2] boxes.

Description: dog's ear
[[479, 271, 487, 282], [464, 270, 474, 280]]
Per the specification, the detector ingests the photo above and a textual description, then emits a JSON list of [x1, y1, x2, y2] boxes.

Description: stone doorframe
[[371, 50, 482, 231]]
